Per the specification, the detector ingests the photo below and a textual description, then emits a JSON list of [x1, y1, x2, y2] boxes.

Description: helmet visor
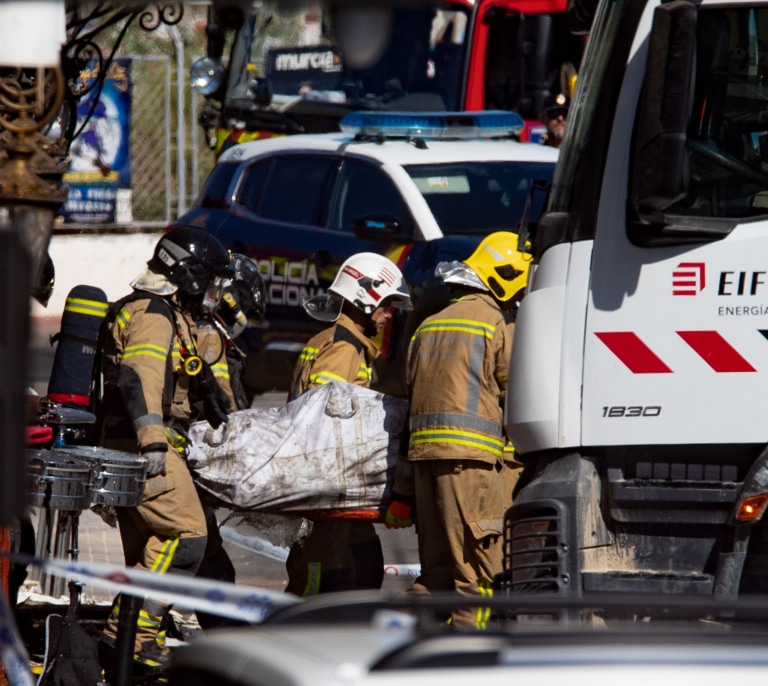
[[303, 293, 344, 322]]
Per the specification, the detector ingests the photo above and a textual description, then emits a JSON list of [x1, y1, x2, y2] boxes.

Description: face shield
[[435, 260, 488, 291], [198, 274, 227, 318], [302, 293, 345, 322]]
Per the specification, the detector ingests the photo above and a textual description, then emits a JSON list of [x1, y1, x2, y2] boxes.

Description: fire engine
[[503, 0, 768, 599], [191, 0, 583, 156]]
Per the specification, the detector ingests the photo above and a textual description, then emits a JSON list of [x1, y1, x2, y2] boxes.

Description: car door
[[214, 152, 348, 332]]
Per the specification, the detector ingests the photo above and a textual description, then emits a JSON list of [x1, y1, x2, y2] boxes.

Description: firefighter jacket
[[195, 321, 237, 410], [289, 313, 379, 401], [406, 292, 514, 464], [105, 292, 202, 455]]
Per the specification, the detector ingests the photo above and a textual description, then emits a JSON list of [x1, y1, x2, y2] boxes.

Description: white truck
[[503, 0, 768, 599]]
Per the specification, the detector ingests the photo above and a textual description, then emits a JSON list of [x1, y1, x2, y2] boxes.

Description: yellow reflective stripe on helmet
[[123, 343, 168, 362], [309, 370, 348, 385], [410, 428, 504, 456], [64, 297, 109, 318], [414, 318, 495, 341], [299, 346, 319, 362], [211, 361, 230, 379], [150, 536, 179, 574]]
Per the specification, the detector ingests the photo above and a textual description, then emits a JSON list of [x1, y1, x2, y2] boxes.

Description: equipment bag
[[48, 285, 109, 408]]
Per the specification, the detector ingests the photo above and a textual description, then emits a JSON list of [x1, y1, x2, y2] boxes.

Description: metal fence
[[128, 48, 215, 227], [61, 43, 215, 230]]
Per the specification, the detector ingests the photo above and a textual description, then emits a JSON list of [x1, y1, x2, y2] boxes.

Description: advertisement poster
[[62, 58, 133, 224]]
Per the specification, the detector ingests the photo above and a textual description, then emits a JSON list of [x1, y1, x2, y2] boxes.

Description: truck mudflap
[[499, 447, 768, 598]]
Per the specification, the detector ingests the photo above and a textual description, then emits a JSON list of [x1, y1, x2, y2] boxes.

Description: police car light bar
[[339, 111, 525, 139]]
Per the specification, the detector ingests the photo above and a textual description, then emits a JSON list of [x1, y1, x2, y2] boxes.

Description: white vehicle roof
[[171, 622, 768, 686], [219, 131, 560, 167]]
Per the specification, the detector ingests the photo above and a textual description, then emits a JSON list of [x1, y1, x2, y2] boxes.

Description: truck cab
[[192, 0, 583, 155], [503, 1, 768, 598]]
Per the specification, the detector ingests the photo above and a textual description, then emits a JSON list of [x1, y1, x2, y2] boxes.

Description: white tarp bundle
[[187, 382, 409, 514]]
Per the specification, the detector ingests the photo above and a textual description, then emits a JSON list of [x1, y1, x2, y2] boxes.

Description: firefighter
[[97, 227, 232, 676], [285, 252, 412, 596], [194, 252, 267, 629], [539, 92, 570, 149], [388, 232, 529, 629]]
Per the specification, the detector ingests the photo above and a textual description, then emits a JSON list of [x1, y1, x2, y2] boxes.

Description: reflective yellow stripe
[[117, 308, 131, 329], [356, 363, 372, 381], [123, 343, 168, 362], [309, 371, 348, 385], [414, 318, 495, 341], [302, 562, 321, 597], [299, 346, 319, 362], [212, 361, 230, 379], [151, 536, 179, 574], [410, 428, 505, 456], [137, 609, 162, 629], [476, 580, 493, 630], [64, 297, 108, 318]]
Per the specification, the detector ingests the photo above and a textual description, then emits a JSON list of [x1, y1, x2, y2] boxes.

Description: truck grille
[[500, 503, 567, 594]]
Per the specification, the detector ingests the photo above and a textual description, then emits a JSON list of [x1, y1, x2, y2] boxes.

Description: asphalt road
[[27, 345, 420, 597]]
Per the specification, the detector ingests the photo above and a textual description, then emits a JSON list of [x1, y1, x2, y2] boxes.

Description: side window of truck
[[668, 8, 768, 220]]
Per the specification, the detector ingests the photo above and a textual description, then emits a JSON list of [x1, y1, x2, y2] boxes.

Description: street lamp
[[0, 67, 68, 291]]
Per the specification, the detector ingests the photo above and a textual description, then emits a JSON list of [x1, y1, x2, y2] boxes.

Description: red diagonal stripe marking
[[594, 332, 673, 373], [677, 331, 755, 372]]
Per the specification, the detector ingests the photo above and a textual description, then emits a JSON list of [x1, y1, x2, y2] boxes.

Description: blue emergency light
[[339, 110, 525, 139]]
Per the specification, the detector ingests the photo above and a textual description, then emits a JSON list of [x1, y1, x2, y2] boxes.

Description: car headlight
[[190, 57, 225, 96]]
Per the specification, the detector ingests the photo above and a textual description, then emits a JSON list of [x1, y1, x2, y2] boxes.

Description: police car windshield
[[404, 161, 555, 235]]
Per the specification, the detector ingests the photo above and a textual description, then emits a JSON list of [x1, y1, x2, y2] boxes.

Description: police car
[[175, 111, 558, 395]]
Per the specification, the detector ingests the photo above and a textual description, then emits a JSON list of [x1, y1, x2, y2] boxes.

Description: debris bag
[[187, 382, 409, 513]]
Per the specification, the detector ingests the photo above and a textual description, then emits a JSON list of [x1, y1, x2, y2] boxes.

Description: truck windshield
[[227, 1, 469, 112], [665, 6, 768, 220], [404, 161, 555, 235]]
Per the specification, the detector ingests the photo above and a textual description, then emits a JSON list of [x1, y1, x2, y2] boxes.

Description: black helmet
[[230, 253, 266, 324], [149, 227, 231, 295], [33, 252, 55, 307], [217, 253, 267, 335]]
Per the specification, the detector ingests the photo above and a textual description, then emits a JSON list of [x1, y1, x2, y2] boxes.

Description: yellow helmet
[[463, 232, 531, 302]]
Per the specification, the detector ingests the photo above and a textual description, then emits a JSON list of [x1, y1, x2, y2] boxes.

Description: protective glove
[[385, 497, 414, 529], [143, 450, 167, 477]]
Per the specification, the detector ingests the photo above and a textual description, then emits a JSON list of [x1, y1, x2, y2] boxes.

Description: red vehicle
[[191, 0, 584, 155]]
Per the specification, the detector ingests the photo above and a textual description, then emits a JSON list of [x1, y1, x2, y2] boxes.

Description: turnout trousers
[[408, 459, 516, 629], [102, 449, 207, 655]]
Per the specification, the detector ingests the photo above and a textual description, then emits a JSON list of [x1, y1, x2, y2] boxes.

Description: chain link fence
[[129, 51, 215, 226], [60, 45, 215, 230]]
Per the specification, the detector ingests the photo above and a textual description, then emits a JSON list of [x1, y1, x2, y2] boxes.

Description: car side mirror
[[351, 214, 402, 240]]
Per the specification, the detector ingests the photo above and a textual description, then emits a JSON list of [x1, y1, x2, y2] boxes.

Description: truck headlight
[[190, 57, 225, 96]]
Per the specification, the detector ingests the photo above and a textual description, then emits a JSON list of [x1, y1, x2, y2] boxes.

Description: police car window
[[404, 161, 555, 235], [196, 162, 240, 209], [236, 160, 272, 214], [665, 7, 768, 219], [330, 159, 414, 236], [259, 156, 337, 225]]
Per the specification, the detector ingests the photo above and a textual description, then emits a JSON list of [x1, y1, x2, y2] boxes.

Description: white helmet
[[303, 252, 412, 322]]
